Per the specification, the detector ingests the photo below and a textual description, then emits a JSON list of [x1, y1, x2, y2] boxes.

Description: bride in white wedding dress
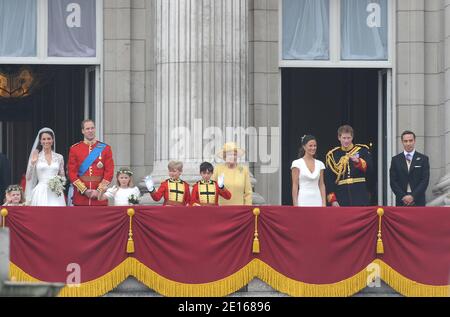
[[25, 128, 66, 206]]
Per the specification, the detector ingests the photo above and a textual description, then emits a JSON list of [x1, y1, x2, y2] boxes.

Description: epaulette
[[71, 141, 82, 148], [326, 147, 341, 155], [356, 144, 370, 150]]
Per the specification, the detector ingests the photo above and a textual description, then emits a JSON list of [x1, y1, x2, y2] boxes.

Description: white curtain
[[283, 0, 329, 60], [341, 0, 387, 60], [0, 0, 37, 57]]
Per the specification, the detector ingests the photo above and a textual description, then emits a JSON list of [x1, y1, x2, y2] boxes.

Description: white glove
[[145, 176, 155, 192], [217, 173, 225, 189]]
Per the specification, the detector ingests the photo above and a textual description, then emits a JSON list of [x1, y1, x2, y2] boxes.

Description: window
[[280, 0, 393, 66], [282, 0, 329, 60], [0, 0, 37, 57], [0, 0, 102, 64], [341, 0, 388, 60], [48, 0, 96, 57]]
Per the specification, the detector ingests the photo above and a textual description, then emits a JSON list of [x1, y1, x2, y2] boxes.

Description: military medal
[[97, 161, 104, 168]]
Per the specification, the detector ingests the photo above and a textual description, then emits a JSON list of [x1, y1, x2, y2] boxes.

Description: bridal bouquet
[[48, 175, 67, 197], [128, 194, 140, 205]]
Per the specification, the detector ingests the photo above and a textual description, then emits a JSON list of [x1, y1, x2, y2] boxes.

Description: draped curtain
[[341, 0, 388, 60], [0, 0, 37, 57], [48, 0, 96, 57], [282, 0, 329, 60]]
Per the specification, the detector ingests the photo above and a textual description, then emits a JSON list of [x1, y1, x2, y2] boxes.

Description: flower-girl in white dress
[[100, 167, 141, 206]]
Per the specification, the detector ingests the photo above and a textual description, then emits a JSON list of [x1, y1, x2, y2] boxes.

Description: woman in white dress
[[291, 135, 326, 206], [25, 128, 66, 206], [99, 167, 141, 206]]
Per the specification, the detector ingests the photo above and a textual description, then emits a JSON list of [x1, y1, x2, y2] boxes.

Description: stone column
[[429, 1, 450, 206], [0, 229, 9, 288], [103, 1, 132, 169], [145, 0, 263, 203]]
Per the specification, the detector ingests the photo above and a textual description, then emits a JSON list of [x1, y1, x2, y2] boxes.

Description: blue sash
[[78, 143, 106, 177]]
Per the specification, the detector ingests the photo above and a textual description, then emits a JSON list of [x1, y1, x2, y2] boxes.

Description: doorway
[[0, 65, 98, 185], [281, 68, 390, 206]]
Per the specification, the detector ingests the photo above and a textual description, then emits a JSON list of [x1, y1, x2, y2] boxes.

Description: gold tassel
[[376, 208, 384, 254], [252, 208, 260, 254], [1, 208, 8, 228], [127, 208, 135, 254]]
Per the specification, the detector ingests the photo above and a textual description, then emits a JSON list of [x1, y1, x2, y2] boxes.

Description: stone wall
[[397, 0, 450, 205], [249, 0, 281, 205], [103, 0, 155, 181]]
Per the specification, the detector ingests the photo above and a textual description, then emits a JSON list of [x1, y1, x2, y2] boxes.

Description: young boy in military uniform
[[191, 162, 231, 206], [145, 161, 190, 206]]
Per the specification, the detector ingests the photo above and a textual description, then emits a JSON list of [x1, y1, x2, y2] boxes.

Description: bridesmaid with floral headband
[[99, 167, 141, 206], [3, 185, 26, 206]]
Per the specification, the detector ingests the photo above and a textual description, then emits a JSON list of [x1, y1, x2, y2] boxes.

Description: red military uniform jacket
[[68, 140, 114, 206], [150, 178, 190, 206], [191, 180, 232, 206]]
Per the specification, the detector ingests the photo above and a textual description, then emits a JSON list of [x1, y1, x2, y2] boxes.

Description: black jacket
[[389, 151, 430, 206], [0, 153, 11, 203]]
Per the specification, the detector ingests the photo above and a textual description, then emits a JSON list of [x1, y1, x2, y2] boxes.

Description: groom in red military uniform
[[68, 119, 114, 206]]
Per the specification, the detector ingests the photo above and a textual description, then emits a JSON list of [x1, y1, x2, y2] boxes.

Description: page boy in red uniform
[[145, 161, 190, 206], [191, 162, 231, 206]]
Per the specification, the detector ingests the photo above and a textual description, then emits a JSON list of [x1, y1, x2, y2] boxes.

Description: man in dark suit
[[389, 131, 430, 206], [0, 153, 11, 203]]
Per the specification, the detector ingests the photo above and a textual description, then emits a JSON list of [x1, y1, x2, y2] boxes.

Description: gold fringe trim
[[10, 260, 132, 297], [374, 259, 450, 297], [129, 258, 256, 297], [255, 259, 369, 297], [9, 259, 450, 297], [9, 262, 41, 283]]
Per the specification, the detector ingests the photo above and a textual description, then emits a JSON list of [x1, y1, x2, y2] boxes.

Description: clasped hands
[[402, 195, 415, 206], [84, 189, 100, 199]]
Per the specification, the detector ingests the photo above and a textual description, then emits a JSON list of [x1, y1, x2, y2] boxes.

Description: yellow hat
[[216, 142, 245, 159]]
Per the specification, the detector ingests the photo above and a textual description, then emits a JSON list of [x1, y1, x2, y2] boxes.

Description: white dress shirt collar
[[403, 149, 415, 159]]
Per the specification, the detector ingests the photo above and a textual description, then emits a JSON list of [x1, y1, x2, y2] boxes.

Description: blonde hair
[[4, 185, 25, 204], [116, 167, 134, 187], [168, 160, 183, 171]]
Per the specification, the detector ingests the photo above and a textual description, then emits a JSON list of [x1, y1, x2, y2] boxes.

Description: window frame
[[279, 0, 395, 68], [0, 0, 103, 65]]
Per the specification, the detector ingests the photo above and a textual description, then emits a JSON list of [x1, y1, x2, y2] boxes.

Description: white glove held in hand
[[217, 174, 225, 189], [145, 176, 155, 192]]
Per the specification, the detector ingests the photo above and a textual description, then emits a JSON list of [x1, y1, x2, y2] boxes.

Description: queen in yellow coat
[[212, 142, 253, 206]]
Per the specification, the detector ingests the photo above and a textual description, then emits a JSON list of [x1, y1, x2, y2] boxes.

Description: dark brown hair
[[298, 135, 317, 158], [401, 130, 416, 140], [36, 130, 55, 152]]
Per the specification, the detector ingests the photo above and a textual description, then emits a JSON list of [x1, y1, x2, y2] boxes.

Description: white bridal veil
[[25, 127, 56, 203]]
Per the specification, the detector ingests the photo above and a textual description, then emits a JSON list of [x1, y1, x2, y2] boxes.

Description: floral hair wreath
[[6, 185, 23, 193], [117, 167, 133, 177]]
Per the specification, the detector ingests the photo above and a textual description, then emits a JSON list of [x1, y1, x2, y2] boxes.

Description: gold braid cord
[[326, 146, 361, 183]]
